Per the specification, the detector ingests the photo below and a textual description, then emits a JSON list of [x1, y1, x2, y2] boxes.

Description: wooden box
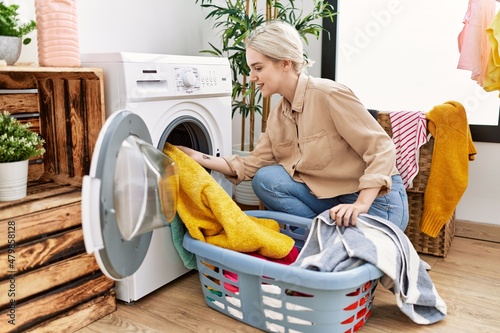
[[0, 67, 116, 332]]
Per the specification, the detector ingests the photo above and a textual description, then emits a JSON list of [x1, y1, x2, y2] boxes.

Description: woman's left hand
[[329, 187, 381, 227], [329, 202, 370, 227]]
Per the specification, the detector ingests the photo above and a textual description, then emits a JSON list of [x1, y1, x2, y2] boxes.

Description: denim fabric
[[252, 165, 409, 231]]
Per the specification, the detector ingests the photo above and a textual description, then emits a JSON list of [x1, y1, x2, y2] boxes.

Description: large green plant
[[195, 0, 336, 151], [0, 111, 45, 163], [0, 2, 36, 45]]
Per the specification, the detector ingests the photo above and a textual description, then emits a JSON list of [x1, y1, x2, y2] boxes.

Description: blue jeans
[[252, 165, 409, 231]]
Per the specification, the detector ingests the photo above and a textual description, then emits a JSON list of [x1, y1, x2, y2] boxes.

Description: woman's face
[[246, 47, 285, 98]]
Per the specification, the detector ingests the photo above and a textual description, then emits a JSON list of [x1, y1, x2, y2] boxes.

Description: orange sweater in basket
[[421, 101, 477, 237]]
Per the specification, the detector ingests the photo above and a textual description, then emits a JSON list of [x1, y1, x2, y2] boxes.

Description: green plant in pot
[[195, 0, 336, 152], [0, 1, 37, 65], [0, 111, 45, 201]]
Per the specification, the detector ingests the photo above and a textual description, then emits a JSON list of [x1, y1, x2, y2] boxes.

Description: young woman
[[178, 21, 409, 231]]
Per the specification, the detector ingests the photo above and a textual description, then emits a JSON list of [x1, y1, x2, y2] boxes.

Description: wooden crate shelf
[[0, 67, 115, 332]]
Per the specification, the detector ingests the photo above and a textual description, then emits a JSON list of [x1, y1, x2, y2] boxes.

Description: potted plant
[[195, 0, 336, 152], [0, 1, 37, 65], [0, 111, 45, 201]]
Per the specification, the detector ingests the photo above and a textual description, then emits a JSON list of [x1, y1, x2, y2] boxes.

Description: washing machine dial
[[182, 70, 197, 88]]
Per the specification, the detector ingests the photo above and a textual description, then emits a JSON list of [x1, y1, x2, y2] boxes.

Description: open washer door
[[81, 110, 179, 280]]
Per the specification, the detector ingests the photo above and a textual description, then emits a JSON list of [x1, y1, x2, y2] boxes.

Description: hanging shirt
[[484, 9, 500, 92], [457, 0, 496, 86]]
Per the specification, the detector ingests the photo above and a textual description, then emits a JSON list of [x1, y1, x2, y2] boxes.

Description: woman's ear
[[282, 59, 293, 71]]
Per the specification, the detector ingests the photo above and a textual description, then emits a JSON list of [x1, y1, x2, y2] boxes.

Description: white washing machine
[[80, 52, 232, 302]]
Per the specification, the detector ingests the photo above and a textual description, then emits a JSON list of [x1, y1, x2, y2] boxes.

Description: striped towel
[[292, 211, 447, 325], [389, 111, 428, 189]]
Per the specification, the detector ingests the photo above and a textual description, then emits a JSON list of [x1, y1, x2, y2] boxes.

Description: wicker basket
[[377, 112, 455, 257]]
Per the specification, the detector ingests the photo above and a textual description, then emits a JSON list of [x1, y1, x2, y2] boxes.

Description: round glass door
[[114, 135, 178, 241], [82, 110, 178, 280]]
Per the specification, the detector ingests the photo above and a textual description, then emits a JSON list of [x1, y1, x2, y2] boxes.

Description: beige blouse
[[223, 73, 399, 199]]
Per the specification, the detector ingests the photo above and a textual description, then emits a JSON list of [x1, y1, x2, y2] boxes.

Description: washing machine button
[[182, 70, 197, 87]]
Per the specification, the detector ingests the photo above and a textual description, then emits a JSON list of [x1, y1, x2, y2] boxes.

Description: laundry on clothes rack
[[457, 0, 496, 86], [484, 8, 500, 93]]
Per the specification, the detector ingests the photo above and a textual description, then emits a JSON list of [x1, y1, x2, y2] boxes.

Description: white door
[[81, 110, 178, 280]]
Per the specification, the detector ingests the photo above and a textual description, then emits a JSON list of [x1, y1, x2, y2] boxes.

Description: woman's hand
[[329, 202, 370, 227], [329, 187, 380, 227]]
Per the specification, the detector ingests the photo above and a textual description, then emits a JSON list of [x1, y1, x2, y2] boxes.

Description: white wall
[[14, 0, 213, 62], [15, 0, 320, 146], [9, 0, 36, 63], [336, 0, 500, 226], [11, 0, 499, 225]]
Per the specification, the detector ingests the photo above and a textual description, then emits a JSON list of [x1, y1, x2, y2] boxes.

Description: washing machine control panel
[[175, 66, 200, 93], [174, 65, 231, 96]]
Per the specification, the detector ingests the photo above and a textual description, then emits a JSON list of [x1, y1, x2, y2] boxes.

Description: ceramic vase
[[0, 159, 29, 201], [0, 36, 22, 65]]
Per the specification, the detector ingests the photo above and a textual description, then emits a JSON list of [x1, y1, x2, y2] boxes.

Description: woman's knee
[[252, 168, 268, 193], [253, 166, 269, 183], [252, 165, 285, 191]]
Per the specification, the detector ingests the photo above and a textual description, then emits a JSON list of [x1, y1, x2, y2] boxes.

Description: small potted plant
[[0, 1, 37, 65], [0, 111, 45, 201]]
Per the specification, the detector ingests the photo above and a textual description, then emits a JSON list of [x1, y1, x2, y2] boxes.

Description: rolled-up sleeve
[[328, 88, 396, 195], [223, 132, 276, 184]]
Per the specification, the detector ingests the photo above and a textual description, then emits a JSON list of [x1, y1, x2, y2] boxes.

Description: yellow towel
[[163, 144, 294, 258], [421, 101, 477, 237]]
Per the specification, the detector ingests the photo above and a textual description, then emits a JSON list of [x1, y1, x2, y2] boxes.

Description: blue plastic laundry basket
[[182, 210, 383, 333]]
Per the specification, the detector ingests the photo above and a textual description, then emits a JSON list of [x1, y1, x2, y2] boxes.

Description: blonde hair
[[246, 20, 313, 74]]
